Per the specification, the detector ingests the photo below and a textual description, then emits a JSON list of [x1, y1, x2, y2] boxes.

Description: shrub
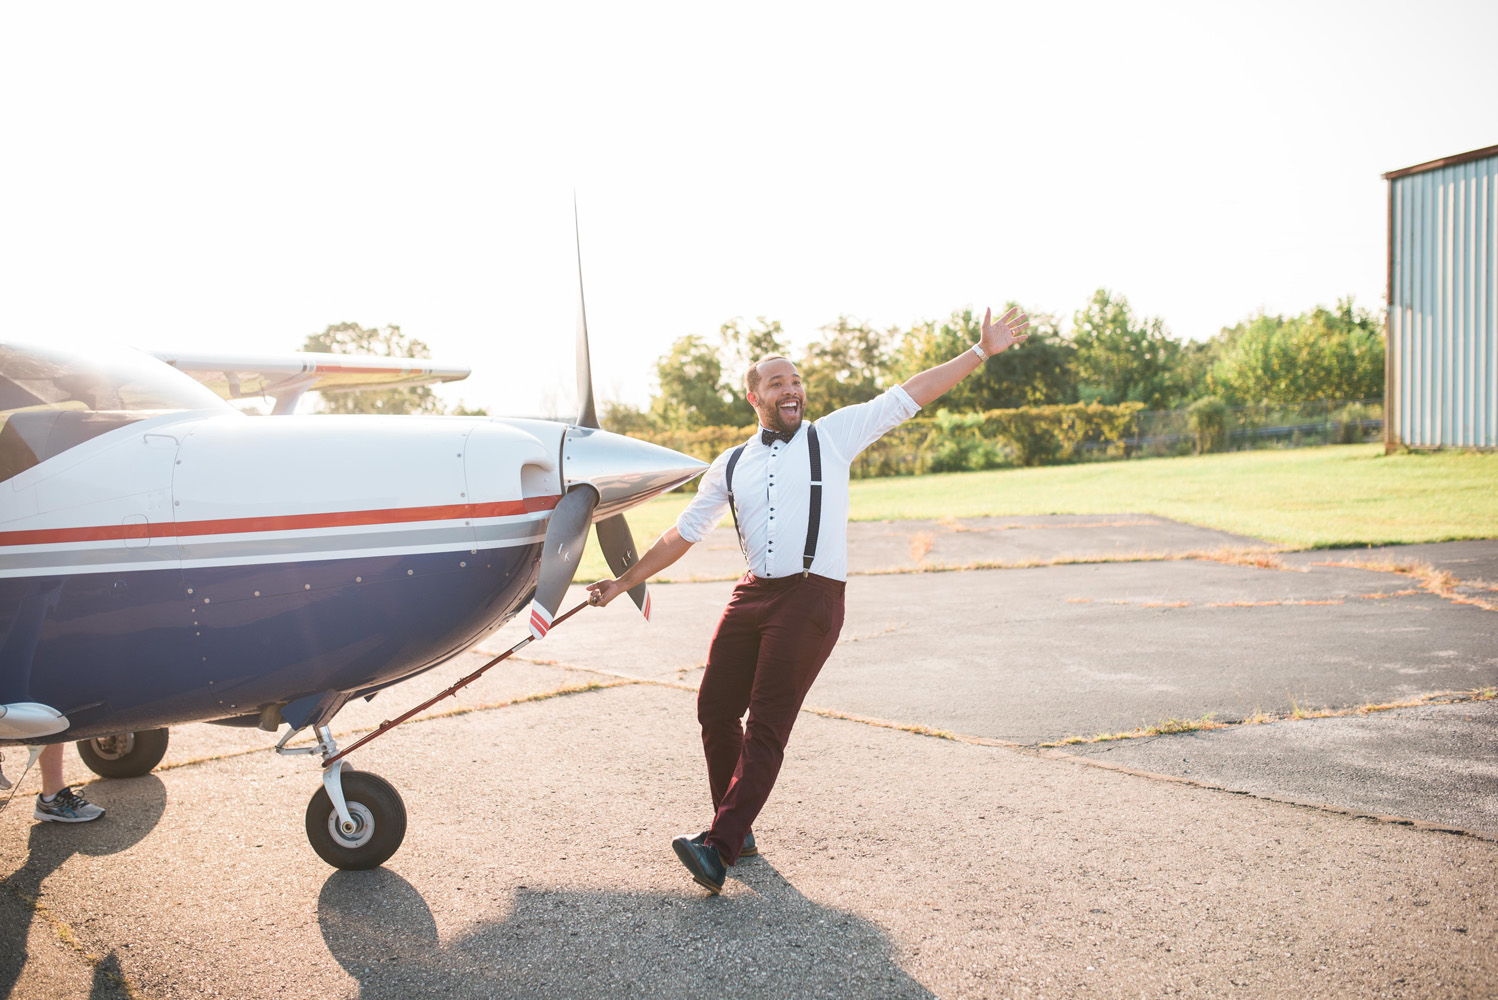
[[928, 410, 1008, 471], [1187, 396, 1229, 454]]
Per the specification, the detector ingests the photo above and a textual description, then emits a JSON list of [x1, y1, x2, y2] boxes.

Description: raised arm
[[902, 306, 1029, 407]]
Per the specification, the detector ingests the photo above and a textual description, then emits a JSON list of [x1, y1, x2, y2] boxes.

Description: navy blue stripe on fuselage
[[0, 542, 541, 744]]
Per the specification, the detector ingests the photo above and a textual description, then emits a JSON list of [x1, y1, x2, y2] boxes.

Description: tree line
[[604, 289, 1385, 434], [297, 289, 1383, 427]]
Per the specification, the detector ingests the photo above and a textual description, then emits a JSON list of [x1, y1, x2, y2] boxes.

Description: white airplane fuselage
[[0, 402, 698, 743]]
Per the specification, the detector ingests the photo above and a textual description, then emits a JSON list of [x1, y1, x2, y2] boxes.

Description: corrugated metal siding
[[1388, 151, 1498, 447]]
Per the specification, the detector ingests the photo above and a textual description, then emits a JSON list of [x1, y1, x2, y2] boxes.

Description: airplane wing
[[151, 351, 471, 414]]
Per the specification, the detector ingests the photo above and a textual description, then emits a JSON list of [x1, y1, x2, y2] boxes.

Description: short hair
[[745, 355, 791, 396]]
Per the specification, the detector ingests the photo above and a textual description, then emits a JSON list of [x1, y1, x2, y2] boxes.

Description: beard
[[766, 401, 804, 434]]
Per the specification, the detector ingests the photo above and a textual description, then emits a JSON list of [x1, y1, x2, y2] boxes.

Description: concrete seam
[[596, 676, 1498, 844], [1313, 558, 1498, 614], [1039, 687, 1496, 747], [1032, 745, 1498, 844], [791, 697, 1498, 844]]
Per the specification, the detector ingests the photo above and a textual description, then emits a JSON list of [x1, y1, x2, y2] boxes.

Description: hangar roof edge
[[1383, 143, 1498, 181]]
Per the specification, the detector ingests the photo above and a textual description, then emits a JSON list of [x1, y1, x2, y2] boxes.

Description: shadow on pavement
[[319, 864, 934, 999], [0, 774, 167, 1000]]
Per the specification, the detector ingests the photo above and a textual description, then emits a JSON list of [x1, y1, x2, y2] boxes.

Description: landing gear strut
[[277, 724, 407, 870]]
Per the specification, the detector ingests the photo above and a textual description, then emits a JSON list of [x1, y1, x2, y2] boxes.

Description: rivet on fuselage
[[407, 569, 414, 576], [187, 588, 194, 594], [460, 561, 467, 568], [304, 584, 311, 590], [254, 591, 261, 597], [203, 598, 210, 604], [356, 576, 362, 583]]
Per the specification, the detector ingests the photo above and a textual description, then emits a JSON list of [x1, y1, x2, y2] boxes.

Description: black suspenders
[[802, 425, 823, 575], [725, 425, 822, 578], [724, 444, 748, 559]]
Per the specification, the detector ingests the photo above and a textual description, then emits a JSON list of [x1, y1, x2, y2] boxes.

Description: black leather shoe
[[691, 829, 758, 858], [671, 834, 726, 894]]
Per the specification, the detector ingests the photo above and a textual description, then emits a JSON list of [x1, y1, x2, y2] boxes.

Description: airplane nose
[[561, 427, 707, 517]]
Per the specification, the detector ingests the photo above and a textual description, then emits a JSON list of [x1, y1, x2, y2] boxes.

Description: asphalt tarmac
[[2, 517, 1494, 999]]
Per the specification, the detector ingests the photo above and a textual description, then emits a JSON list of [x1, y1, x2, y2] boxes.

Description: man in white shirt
[[588, 305, 1029, 894]]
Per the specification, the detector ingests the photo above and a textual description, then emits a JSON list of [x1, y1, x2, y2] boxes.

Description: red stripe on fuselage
[[0, 495, 561, 548]]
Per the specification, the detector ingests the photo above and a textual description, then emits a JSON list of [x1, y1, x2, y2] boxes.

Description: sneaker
[[34, 786, 104, 823]]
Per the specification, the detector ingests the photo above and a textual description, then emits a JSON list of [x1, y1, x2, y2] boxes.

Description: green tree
[[1208, 297, 1384, 405], [720, 317, 790, 374], [718, 317, 790, 424], [1071, 289, 1183, 410], [649, 333, 741, 430], [599, 398, 659, 435], [301, 322, 486, 415], [1174, 336, 1221, 402], [893, 306, 1075, 410], [648, 318, 789, 430], [799, 316, 894, 412]]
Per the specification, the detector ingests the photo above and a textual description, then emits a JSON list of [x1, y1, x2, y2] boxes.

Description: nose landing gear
[[278, 724, 407, 870], [305, 768, 407, 870]]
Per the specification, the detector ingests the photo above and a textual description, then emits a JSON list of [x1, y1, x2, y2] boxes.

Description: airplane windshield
[[0, 343, 234, 483]]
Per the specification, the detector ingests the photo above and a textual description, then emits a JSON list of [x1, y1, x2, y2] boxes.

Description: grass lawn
[[575, 443, 1498, 581]]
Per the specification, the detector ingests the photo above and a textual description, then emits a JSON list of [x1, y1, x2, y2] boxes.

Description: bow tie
[[760, 428, 795, 446]]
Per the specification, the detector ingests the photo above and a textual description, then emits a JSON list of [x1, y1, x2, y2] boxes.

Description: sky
[[2, 1, 1494, 417]]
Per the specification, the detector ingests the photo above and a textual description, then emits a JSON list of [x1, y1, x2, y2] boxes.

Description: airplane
[[0, 263, 707, 870]]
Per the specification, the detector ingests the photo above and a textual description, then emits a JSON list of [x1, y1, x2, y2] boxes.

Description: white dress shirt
[[674, 385, 921, 582]]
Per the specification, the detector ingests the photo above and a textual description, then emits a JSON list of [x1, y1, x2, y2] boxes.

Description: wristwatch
[[971, 344, 988, 362]]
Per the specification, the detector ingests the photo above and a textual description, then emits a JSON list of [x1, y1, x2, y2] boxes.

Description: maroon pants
[[698, 572, 846, 865]]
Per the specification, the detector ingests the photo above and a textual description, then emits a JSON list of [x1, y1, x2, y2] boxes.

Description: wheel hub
[[326, 801, 375, 849], [90, 733, 136, 760]]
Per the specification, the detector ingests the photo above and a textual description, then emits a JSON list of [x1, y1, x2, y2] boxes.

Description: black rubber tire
[[305, 770, 407, 870], [75, 728, 170, 778]]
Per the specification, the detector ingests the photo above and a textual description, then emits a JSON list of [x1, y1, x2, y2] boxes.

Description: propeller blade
[[595, 513, 651, 621], [573, 194, 599, 430], [529, 486, 599, 639]]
